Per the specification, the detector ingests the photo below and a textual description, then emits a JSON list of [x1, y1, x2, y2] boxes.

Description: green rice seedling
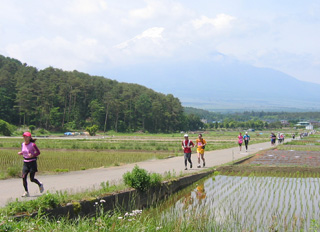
[[6, 165, 21, 177], [0, 149, 173, 177], [151, 174, 320, 231]]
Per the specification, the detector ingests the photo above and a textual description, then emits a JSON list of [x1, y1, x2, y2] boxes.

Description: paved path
[[0, 140, 277, 207]]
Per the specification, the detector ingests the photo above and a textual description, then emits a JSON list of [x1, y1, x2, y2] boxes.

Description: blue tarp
[[64, 132, 72, 135]]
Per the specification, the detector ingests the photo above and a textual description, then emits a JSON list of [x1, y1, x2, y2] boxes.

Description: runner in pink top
[[18, 132, 44, 197], [238, 132, 243, 151]]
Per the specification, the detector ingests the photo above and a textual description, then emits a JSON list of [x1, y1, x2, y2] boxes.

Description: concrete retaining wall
[[15, 170, 214, 220]]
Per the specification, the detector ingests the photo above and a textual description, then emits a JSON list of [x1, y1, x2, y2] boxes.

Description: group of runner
[[18, 130, 252, 196], [182, 133, 207, 170], [237, 132, 251, 152], [182, 132, 252, 169], [270, 132, 285, 145]]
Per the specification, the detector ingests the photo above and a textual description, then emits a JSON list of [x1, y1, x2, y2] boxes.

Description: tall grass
[[0, 130, 270, 152], [0, 149, 173, 176], [0, 131, 269, 178]]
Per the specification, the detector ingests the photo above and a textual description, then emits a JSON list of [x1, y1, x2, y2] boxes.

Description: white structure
[[306, 125, 314, 130], [201, 119, 207, 124], [296, 122, 310, 126]]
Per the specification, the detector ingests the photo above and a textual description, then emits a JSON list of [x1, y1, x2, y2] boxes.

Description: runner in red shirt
[[182, 134, 194, 170]]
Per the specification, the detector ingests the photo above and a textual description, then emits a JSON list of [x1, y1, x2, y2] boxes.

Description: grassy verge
[[0, 168, 211, 216]]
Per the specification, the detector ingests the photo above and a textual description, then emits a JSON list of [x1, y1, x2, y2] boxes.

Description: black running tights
[[22, 172, 41, 192]]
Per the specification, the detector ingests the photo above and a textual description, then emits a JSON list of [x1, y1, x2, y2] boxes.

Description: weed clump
[[123, 165, 162, 192]]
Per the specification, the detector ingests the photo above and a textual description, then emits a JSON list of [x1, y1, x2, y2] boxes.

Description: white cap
[[184, 134, 188, 137]]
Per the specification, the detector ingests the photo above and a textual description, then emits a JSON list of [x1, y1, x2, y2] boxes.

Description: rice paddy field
[[2, 130, 319, 231], [237, 132, 320, 167], [0, 130, 272, 178], [158, 172, 320, 231], [2, 172, 320, 231]]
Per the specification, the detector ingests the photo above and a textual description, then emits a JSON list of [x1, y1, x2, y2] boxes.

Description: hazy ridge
[[106, 59, 320, 112]]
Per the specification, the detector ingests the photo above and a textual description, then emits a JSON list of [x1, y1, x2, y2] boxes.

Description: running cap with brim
[[184, 134, 188, 137], [23, 132, 32, 137]]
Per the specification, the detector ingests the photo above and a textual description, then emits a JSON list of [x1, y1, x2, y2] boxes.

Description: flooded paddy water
[[157, 143, 320, 231], [160, 174, 320, 231]]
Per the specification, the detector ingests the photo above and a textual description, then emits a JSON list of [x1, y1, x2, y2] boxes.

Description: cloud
[[5, 36, 103, 71], [128, 0, 189, 20], [192, 14, 236, 30], [1, 0, 320, 84], [66, 0, 107, 14], [129, 3, 156, 19]]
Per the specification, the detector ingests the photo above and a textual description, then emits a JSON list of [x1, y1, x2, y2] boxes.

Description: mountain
[[106, 59, 320, 112]]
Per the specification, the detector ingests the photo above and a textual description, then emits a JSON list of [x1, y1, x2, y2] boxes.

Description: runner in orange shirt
[[196, 134, 207, 168]]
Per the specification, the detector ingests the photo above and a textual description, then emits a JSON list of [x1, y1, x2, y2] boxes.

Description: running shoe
[[203, 162, 205, 167], [190, 163, 192, 169], [39, 183, 44, 193], [197, 165, 201, 168], [22, 191, 30, 197], [185, 167, 187, 170]]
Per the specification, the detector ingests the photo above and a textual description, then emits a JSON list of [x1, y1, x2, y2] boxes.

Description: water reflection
[[161, 175, 320, 231], [196, 184, 206, 201]]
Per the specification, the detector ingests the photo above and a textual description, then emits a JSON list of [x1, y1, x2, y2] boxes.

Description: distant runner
[[238, 132, 243, 151], [243, 132, 250, 152], [196, 134, 207, 168], [270, 133, 276, 146], [182, 134, 194, 170]]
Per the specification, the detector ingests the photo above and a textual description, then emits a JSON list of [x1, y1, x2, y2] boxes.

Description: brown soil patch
[[218, 148, 320, 174], [244, 149, 320, 167]]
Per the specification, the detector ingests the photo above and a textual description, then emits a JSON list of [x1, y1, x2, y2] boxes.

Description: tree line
[[0, 55, 203, 133], [185, 107, 320, 124]]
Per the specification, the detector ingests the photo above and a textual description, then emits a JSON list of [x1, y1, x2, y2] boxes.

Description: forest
[[0, 55, 203, 133], [1, 54, 318, 135], [185, 107, 320, 124]]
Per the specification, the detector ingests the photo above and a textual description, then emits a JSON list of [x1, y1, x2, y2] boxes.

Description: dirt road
[[0, 140, 275, 207]]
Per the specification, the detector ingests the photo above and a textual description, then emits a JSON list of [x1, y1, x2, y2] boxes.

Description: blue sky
[[0, 0, 319, 84]]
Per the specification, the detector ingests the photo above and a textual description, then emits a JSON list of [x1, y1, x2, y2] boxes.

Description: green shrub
[[38, 193, 60, 209], [150, 173, 162, 187], [29, 125, 36, 133], [86, 125, 99, 136], [123, 165, 161, 192], [35, 128, 49, 135], [0, 119, 12, 136]]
